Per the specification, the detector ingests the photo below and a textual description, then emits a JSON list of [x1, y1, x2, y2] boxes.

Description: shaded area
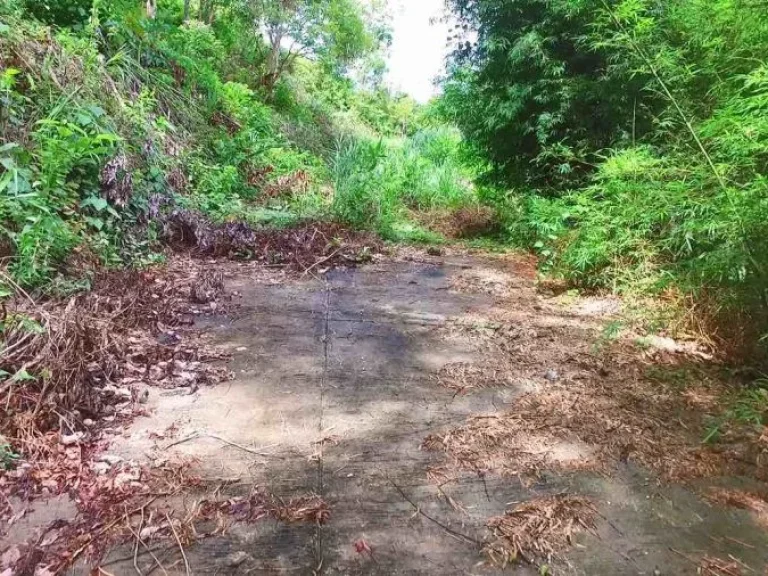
[[7, 251, 768, 575]]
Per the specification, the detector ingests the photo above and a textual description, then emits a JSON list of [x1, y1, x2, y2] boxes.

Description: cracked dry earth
[[23, 251, 768, 574]]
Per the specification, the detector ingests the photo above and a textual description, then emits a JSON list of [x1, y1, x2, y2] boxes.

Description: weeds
[[330, 129, 478, 238], [705, 381, 768, 444], [0, 440, 20, 470]]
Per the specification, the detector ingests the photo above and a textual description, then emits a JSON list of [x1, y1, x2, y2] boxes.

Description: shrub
[[24, 0, 93, 27]]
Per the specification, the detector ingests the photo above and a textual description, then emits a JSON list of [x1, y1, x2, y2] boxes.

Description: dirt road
[[23, 251, 768, 574]]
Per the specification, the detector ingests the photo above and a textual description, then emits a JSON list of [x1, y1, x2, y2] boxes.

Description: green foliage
[[1, 94, 119, 285], [441, 0, 655, 189], [331, 129, 477, 237], [704, 381, 768, 444], [24, 0, 93, 27], [1, 0, 476, 298], [442, 0, 768, 354], [256, 0, 381, 93], [0, 440, 20, 470]]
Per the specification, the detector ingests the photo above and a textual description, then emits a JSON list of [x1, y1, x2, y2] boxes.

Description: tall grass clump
[[331, 129, 477, 240]]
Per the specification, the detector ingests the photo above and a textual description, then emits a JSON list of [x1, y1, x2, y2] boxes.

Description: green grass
[[330, 129, 477, 237], [0, 1, 486, 297]]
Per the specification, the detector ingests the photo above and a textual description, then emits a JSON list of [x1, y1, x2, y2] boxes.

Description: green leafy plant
[[0, 441, 20, 470]]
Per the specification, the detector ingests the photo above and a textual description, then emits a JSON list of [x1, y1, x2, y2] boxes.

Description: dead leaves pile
[[705, 488, 768, 529], [1, 457, 329, 575], [1, 261, 233, 515], [485, 495, 597, 567], [199, 490, 330, 529], [425, 372, 736, 483], [161, 212, 381, 271], [426, 306, 760, 486]]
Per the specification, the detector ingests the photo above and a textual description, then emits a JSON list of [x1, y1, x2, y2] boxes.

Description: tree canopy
[[251, 0, 377, 92], [441, 0, 658, 190]]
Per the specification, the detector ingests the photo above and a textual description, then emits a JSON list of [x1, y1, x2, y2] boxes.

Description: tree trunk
[[146, 0, 157, 19], [183, 0, 190, 22], [201, 0, 215, 24], [264, 30, 283, 94]]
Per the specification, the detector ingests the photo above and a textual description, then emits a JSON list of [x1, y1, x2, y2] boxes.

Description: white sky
[[385, 0, 450, 102]]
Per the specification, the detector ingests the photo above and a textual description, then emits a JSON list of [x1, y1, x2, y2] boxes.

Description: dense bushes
[[440, 0, 655, 190], [442, 0, 768, 353], [0, 0, 481, 296]]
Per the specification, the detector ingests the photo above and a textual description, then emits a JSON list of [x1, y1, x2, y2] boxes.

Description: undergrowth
[[331, 127, 477, 241], [438, 0, 768, 361], [0, 1, 480, 298]]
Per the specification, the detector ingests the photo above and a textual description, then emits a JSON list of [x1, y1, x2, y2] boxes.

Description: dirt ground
[[3, 249, 768, 575]]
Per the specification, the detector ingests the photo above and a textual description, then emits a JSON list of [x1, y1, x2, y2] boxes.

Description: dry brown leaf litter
[[435, 362, 518, 394], [706, 488, 768, 529], [424, 367, 742, 483], [1, 262, 234, 504], [484, 495, 597, 567], [0, 222, 377, 573], [1, 457, 329, 575], [161, 213, 381, 270], [697, 555, 751, 576], [427, 286, 763, 484]]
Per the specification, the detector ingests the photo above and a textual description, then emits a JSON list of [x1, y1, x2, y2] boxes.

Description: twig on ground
[[669, 547, 699, 567], [127, 506, 144, 576], [725, 536, 755, 550], [303, 247, 344, 277], [100, 546, 171, 572], [388, 477, 481, 547], [436, 485, 468, 516], [70, 495, 164, 567], [162, 431, 277, 457], [165, 512, 191, 576]]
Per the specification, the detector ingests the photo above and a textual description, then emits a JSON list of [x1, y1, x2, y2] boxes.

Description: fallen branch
[[162, 432, 277, 457], [302, 247, 344, 277], [70, 495, 166, 568]]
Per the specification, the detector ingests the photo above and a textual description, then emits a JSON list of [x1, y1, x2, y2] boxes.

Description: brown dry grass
[[706, 488, 768, 529], [424, 371, 738, 483], [697, 555, 752, 576], [161, 213, 381, 270], [414, 206, 498, 239], [426, 275, 763, 485], [0, 260, 236, 513], [484, 495, 597, 567], [2, 454, 330, 575], [201, 490, 330, 526], [435, 362, 516, 394]]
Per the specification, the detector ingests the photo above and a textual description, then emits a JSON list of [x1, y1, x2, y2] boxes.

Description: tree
[[252, 0, 375, 94], [441, 0, 656, 191]]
